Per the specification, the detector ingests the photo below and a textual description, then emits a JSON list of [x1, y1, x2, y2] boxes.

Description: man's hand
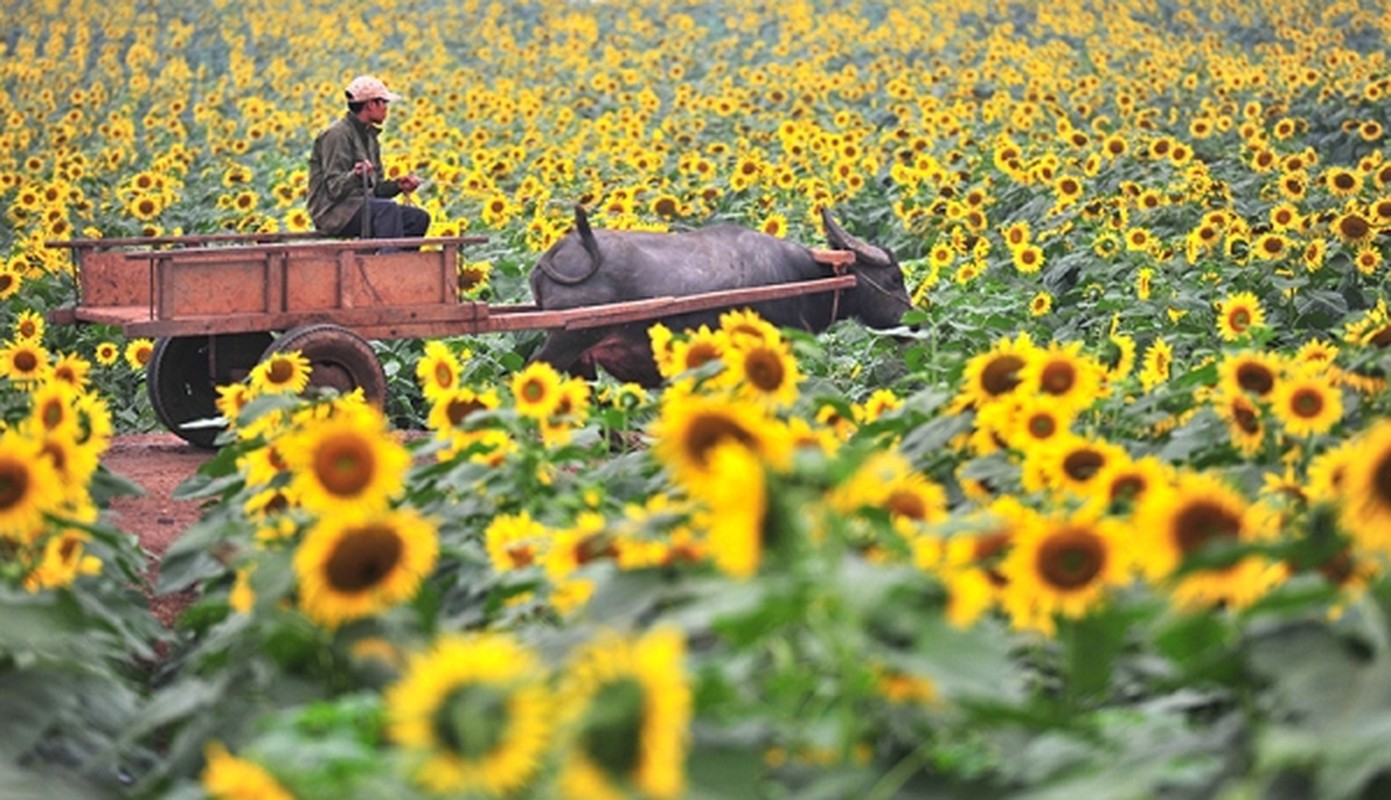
[[352, 161, 375, 177], [398, 174, 423, 193]]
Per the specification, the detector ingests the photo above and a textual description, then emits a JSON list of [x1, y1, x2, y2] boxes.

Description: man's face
[[365, 97, 390, 125]]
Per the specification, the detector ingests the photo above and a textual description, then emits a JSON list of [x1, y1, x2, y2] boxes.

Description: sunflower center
[[1233, 403, 1261, 434], [1230, 309, 1250, 329], [685, 413, 757, 468], [1373, 452, 1391, 509], [13, 350, 37, 373], [1027, 413, 1057, 439], [41, 400, 65, 429], [433, 685, 509, 759], [580, 678, 644, 778], [684, 342, 721, 370], [434, 361, 455, 388], [980, 354, 1025, 396], [1236, 364, 1274, 395], [886, 489, 926, 520], [744, 350, 786, 391], [446, 398, 486, 426], [325, 524, 403, 592], [267, 358, 295, 385], [1291, 388, 1324, 418], [1039, 362, 1076, 395], [1110, 475, 1146, 504], [1063, 448, 1105, 482], [1173, 500, 1240, 558], [1036, 528, 1105, 590], [0, 461, 29, 510], [313, 436, 376, 497], [521, 378, 546, 403]]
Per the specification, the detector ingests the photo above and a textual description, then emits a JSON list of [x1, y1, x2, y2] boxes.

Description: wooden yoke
[[809, 248, 856, 273]]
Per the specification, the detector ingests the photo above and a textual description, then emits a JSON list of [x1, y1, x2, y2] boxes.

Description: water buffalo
[[527, 205, 914, 386]]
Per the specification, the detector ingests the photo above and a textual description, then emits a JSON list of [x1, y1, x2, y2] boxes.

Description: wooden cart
[[46, 234, 856, 446]]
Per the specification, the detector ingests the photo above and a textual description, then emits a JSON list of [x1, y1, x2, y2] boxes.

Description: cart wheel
[[147, 333, 273, 449], [261, 324, 387, 408]]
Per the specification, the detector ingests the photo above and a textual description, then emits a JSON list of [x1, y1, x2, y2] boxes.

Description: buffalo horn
[[820, 207, 892, 267]]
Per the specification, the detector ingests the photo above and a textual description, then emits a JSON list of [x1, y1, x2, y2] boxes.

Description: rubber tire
[[147, 333, 272, 448], [260, 323, 387, 408]]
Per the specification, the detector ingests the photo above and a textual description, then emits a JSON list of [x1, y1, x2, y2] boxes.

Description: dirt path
[[102, 433, 214, 624]]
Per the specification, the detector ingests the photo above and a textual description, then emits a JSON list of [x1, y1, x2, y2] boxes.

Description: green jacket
[[307, 113, 403, 235]]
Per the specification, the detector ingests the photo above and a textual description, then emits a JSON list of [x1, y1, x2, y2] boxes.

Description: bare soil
[[102, 433, 214, 624]]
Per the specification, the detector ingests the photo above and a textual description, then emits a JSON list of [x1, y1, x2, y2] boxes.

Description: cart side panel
[[79, 251, 152, 308], [348, 251, 458, 308], [157, 257, 272, 318], [284, 255, 343, 311]]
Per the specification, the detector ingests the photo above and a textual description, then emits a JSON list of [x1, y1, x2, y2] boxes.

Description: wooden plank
[[75, 249, 151, 308], [45, 231, 326, 250], [117, 302, 490, 338], [480, 275, 858, 333], [120, 235, 488, 261], [68, 305, 154, 327]]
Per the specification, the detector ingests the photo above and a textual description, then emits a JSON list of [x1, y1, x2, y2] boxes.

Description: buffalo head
[[821, 208, 915, 330]]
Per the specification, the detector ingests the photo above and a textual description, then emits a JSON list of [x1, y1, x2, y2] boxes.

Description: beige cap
[[344, 75, 401, 103]]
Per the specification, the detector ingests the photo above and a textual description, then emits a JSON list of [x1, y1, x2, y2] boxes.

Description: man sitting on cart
[[307, 75, 429, 246]]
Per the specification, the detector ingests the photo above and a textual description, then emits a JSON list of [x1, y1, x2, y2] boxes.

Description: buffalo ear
[[820, 207, 893, 268]]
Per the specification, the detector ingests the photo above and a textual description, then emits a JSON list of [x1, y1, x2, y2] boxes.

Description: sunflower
[[123, 337, 154, 370], [0, 339, 51, 386], [1215, 291, 1266, 342], [1339, 419, 1391, 554], [484, 510, 550, 572], [427, 386, 501, 432], [1102, 330, 1137, 382], [954, 332, 1037, 411], [1017, 340, 1104, 414], [282, 406, 410, 516], [1029, 291, 1052, 316], [987, 395, 1073, 452], [49, 352, 91, 390], [999, 509, 1131, 636], [1302, 238, 1328, 271], [1213, 389, 1267, 457], [1270, 369, 1343, 437], [386, 634, 552, 796], [1354, 245, 1383, 275], [665, 325, 728, 379], [1089, 455, 1173, 517], [1021, 434, 1127, 497], [718, 308, 780, 348], [924, 497, 1034, 628], [558, 627, 690, 800], [719, 336, 801, 409], [510, 360, 565, 419], [650, 392, 789, 489], [1138, 337, 1173, 392], [249, 350, 312, 395], [690, 442, 768, 579], [294, 506, 439, 629], [0, 429, 61, 541], [0, 264, 22, 300], [201, 742, 294, 800], [1331, 209, 1376, 247], [25, 526, 103, 592], [416, 340, 464, 402], [94, 341, 120, 366], [1249, 232, 1289, 262], [1323, 166, 1363, 197], [1010, 243, 1044, 274], [1218, 350, 1283, 400], [1134, 473, 1283, 610], [214, 383, 254, 429], [13, 309, 44, 342]]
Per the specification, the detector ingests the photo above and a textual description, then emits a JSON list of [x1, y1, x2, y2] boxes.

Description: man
[[307, 75, 429, 244]]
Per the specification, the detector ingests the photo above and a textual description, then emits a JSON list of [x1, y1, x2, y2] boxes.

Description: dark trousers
[[339, 199, 430, 245]]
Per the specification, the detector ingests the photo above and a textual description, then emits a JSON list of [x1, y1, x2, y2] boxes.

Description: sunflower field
[[6, 0, 1391, 797]]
